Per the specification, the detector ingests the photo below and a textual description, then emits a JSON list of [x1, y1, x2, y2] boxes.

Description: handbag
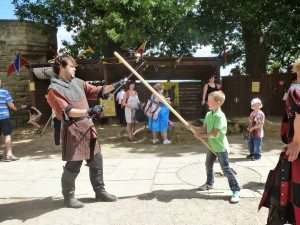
[[135, 104, 147, 122]]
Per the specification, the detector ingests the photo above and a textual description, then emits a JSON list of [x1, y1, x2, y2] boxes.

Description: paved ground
[[0, 126, 283, 225], [0, 153, 278, 199]]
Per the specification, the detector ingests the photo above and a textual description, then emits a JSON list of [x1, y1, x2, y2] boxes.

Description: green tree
[[196, 0, 300, 75], [12, 0, 300, 75], [12, 0, 199, 57]]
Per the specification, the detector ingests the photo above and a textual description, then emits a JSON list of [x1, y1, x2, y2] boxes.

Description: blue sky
[[0, 0, 234, 75], [0, 0, 17, 19]]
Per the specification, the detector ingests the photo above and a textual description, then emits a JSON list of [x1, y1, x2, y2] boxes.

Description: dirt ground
[[0, 119, 283, 225], [7, 117, 283, 160]]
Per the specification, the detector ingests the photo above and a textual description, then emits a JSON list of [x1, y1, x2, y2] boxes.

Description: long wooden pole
[[114, 52, 215, 153], [40, 115, 52, 137]]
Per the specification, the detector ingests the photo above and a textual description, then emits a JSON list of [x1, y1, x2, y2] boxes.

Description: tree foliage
[[12, 0, 300, 74], [196, 0, 300, 74], [12, 0, 200, 57]]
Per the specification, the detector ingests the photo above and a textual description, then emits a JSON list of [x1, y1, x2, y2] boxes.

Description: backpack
[[144, 96, 161, 120]]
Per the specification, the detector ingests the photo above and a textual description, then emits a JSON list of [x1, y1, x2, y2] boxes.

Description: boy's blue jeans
[[205, 150, 240, 191], [248, 137, 262, 158]]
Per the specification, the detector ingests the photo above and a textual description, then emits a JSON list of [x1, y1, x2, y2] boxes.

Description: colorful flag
[[174, 54, 184, 71], [86, 46, 95, 54], [7, 54, 30, 76], [77, 46, 95, 58], [135, 41, 147, 56], [175, 54, 184, 64]]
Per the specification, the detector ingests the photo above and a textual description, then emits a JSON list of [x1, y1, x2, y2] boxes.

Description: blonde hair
[[292, 59, 300, 73], [208, 90, 226, 106], [153, 83, 165, 91]]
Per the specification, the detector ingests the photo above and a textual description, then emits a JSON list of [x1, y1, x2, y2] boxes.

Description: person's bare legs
[[161, 132, 168, 141], [151, 132, 160, 143], [161, 132, 171, 144], [4, 135, 13, 156], [126, 123, 134, 139], [29, 115, 41, 129], [152, 132, 159, 140]]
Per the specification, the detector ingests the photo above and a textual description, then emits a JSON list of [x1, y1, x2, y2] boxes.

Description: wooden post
[[29, 67, 36, 107], [40, 115, 52, 137]]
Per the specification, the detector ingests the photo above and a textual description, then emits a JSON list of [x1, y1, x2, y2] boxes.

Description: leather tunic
[[46, 77, 102, 161]]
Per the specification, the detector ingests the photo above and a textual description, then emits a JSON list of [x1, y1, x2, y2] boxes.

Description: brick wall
[[0, 20, 57, 126]]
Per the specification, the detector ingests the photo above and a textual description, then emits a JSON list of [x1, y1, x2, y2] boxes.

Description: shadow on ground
[[0, 197, 62, 223], [115, 188, 233, 203]]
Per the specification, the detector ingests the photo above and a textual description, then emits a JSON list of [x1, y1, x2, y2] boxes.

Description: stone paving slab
[[0, 155, 277, 199]]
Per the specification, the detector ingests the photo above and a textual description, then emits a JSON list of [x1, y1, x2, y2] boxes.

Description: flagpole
[[114, 51, 215, 154]]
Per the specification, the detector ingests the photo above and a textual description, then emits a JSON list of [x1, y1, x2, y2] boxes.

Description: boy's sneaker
[[251, 157, 261, 161], [163, 139, 172, 144], [152, 139, 160, 144], [198, 183, 214, 191], [230, 191, 240, 203], [246, 154, 253, 159]]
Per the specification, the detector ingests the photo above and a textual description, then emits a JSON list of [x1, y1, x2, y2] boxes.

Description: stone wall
[[0, 20, 57, 126]]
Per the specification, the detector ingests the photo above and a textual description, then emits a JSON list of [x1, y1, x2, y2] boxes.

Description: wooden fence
[[32, 74, 295, 125], [221, 74, 295, 117]]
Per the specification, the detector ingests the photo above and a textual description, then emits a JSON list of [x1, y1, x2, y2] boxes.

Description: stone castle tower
[[0, 20, 57, 126]]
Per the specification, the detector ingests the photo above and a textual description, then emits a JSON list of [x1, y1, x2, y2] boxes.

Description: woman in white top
[[121, 80, 140, 141]]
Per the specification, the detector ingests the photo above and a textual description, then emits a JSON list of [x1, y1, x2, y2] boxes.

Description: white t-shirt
[[116, 90, 125, 104]]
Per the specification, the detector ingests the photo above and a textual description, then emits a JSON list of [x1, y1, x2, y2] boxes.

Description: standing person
[[201, 75, 221, 117], [116, 88, 126, 126], [260, 59, 300, 224], [52, 109, 61, 151], [20, 103, 42, 132], [147, 83, 171, 144], [0, 80, 19, 162], [121, 80, 140, 141], [187, 90, 241, 203], [246, 98, 265, 160], [46, 54, 124, 208]]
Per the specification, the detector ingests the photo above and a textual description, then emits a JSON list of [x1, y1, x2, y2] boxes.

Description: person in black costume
[[201, 75, 221, 117]]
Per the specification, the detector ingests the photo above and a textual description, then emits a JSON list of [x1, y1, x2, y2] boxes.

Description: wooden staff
[[40, 115, 52, 137], [114, 52, 215, 154]]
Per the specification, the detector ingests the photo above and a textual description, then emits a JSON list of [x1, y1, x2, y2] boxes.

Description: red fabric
[[7, 55, 30, 76], [6, 64, 15, 76], [280, 181, 289, 206], [292, 159, 300, 182], [20, 58, 30, 69], [84, 81, 101, 100], [291, 89, 300, 105], [46, 90, 69, 121], [292, 159, 300, 224]]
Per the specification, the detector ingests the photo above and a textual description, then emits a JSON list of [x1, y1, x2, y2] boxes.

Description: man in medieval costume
[[259, 59, 300, 224], [46, 54, 125, 208]]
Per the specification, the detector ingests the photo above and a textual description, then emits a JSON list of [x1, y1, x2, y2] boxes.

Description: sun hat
[[251, 98, 262, 106]]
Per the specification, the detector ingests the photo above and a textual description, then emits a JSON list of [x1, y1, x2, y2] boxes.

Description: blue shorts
[[0, 118, 12, 136]]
